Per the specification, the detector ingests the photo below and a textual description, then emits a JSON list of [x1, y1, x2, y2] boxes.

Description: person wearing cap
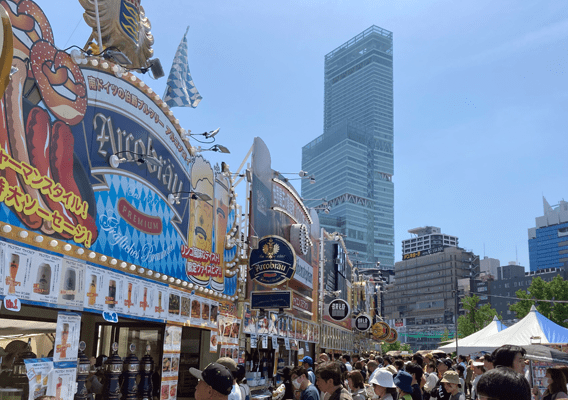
[[427, 359, 452, 400], [470, 360, 485, 400], [315, 362, 352, 400], [369, 369, 397, 400], [439, 371, 464, 400], [301, 357, 316, 385], [190, 363, 234, 400], [217, 357, 243, 400], [291, 366, 320, 400]]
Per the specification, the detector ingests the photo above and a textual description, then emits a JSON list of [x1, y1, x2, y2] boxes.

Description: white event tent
[[438, 315, 507, 354], [438, 306, 568, 356]]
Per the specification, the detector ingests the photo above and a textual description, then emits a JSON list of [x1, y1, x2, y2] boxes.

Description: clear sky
[[43, 0, 568, 268]]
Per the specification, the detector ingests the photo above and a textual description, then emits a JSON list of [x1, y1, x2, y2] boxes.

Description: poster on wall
[[29, 252, 62, 305], [54, 312, 81, 363], [57, 259, 85, 310], [84, 265, 105, 311], [24, 358, 53, 400], [208, 302, 218, 329], [162, 325, 182, 400], [47, 365, 77, 400], [4, 243, 36, 301]]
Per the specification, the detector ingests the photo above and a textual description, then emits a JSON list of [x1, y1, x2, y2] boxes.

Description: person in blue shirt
[[291, 366, 320, 400], [301, 356, 316, 385]]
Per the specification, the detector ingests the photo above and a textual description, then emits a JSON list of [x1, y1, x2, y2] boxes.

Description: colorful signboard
[[249, 236, 296, 286], [0, 0, 237, 296]]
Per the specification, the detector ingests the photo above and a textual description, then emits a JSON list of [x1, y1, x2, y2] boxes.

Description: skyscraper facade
[[302, 26, 394, 268], [528, 197, 568, 271]]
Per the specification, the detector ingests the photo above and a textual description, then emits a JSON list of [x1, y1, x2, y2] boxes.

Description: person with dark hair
[[353, 361, 366, 381], [342, 355, 353, 372], [457, 356, 467, 370], [481, 354, 493, 371], [464, 360, 473, 398], [236, 364, 250, 400], [428, 359, 452, 400], [383, 356, 393, 368], [405, 362, 424, 400], [190, 363, 235, 400], [477, 367, 531, 400], [394, 360, 405, 372], [455, 365, 465, 392], [291, 366, 320, 400], [491, 345, 527, 374], [315, 362, 351, 400], [347, 370, 366, 400], [352, 355, 361, 365], [470, 361, 485, 400], [279, 367, 295, 400], [557, 366, 568, 393], [412, 353, 424, 368], [423, 362, 438, 400], [533, 367, 568, 400]]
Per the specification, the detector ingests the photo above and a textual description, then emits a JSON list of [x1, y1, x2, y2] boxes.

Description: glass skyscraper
[[301, 26, 394, 269], [528, 198, 568, 271]]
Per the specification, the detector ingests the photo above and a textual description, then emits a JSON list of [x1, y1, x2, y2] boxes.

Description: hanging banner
[[54, 312, 81, 363], [249, 236, 296, 286]]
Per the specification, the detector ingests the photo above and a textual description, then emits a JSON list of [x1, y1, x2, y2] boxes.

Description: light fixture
[[184, 127, 220, 141], [50, 240, 58, 247], [76, 248, 84, 255], [167, 191, 212, 205], [63, 244, 72, 251], [109, 151, 162, 168], [103, 48, 132, 65], [2, 225, 12, 233], [198, 144, 230, 154], [19, 231, 28, 239]]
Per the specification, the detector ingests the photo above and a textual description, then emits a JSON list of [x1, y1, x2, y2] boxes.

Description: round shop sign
[[328, 298, 350, 322], [354, 314, 371, 332], [371, 322, 390, 340], [249, 236, 296, 286], [383, 328, 398, 344]]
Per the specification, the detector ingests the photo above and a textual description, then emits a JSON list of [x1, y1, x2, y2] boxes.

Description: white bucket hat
[[369, 369, 396, 388]]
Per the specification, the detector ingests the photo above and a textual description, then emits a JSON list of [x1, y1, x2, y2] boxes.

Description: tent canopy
[[439, 306, 568, 356], [438, 316, 507, 353]]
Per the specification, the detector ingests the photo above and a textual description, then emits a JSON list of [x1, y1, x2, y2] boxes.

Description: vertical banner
[[162, 325, 182, 400], [54, 312, 81, 362]]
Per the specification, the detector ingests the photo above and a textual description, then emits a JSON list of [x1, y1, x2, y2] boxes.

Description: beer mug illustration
[[62, 268, 76, 300], [34, 263, 51, 295], [60, 323, 69, 358], [187, 157, 214, 287]]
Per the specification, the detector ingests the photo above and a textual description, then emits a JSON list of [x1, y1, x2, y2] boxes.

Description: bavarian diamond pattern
[[163, 26, 202, 108]]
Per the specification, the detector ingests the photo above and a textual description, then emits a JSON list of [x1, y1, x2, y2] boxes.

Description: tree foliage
[[381, 341, 412, 353], [457, 294, 499, 338], [440, 328, 451, 342], [509, 276, 568, 327]]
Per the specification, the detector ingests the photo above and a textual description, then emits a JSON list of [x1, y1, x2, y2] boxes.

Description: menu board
[[4, 243, 40, 300], [161, 325, 182, 400], [53, 312, 81, 363], [101, 269, 126, 314], [84, 265, 105, 311]]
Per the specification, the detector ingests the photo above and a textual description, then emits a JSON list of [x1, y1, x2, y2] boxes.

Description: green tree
[[509, 276, 568, 327], [381, 341, 412, 353], [440, 328, 451, 342], [457, 294, 499, 337]]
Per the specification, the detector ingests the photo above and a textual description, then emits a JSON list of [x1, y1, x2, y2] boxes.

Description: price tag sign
[[250, 334, 257, 349], [271, 336, 278, 349], [284, 338, 290, 350], [261, 335, 268, 349]]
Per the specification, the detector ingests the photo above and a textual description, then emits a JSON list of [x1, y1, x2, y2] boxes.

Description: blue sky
[[43, 0, 568, 268]]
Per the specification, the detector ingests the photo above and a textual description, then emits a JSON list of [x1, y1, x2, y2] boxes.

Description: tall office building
[[528, 197, 568, 271], [301, 26, 394, 268]]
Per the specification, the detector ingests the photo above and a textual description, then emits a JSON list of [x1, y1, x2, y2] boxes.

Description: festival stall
[[0, 1, 242, 399], [437, 315, 507, 353]]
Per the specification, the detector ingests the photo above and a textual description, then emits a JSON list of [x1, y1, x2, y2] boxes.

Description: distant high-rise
[[528, 197, 568, 271], [302, 26, 394, 268]]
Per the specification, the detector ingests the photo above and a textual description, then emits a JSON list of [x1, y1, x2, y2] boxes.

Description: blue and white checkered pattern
[[163, 26, 202, 108]]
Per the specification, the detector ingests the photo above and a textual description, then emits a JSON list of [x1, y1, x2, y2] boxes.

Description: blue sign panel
[[249, 236, 296, 286], [250, 291, 292, 310]]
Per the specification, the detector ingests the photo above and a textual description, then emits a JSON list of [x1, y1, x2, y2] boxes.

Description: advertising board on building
[[249, 236, 296, 286], [327, 298, 350, 322]]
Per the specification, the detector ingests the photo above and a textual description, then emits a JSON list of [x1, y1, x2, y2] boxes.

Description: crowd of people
[[189, 345, 568, 400]]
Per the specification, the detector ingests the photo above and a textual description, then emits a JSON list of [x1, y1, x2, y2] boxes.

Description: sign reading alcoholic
[[327, 298, 350, 322], [249, 236, 296, 286]]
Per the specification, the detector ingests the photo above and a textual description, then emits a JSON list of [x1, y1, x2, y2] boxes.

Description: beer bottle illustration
[[108, 280, 116, 309], [34, 263, 51, 295], [7, 254, 20, 294], [62, 269, 76, 300], [88, 275, 97, 306]]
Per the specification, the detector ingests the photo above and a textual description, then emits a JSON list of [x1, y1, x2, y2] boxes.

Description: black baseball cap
[[189, 363, 233, 396]]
